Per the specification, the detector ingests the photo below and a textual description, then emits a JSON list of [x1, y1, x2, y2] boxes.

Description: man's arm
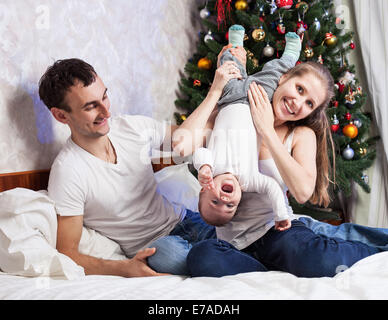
[[56, 215, 165, 277]]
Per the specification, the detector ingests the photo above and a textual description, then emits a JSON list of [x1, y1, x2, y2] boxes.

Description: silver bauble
[[204, 31, 214, 43], [263, 44, 274, 57], [353, 118, 362, 128], [200, 8, 210, 19], [342, 145, 355, 160], [312, 17, 321, 31]]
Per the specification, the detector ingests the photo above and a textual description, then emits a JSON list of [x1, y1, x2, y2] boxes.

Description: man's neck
[[71, 133, 110, 160]]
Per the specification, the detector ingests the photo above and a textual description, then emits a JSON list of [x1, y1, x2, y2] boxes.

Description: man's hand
[[124, 248, 170, 277], [198, 165, 215, 190], [275, 219, 291, 231]]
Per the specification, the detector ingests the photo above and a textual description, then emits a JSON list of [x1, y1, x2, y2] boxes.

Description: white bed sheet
[[1, 251, 388, 300]]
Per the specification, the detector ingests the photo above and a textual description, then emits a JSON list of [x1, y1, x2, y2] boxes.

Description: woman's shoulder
[[292, 125, 317, 148]]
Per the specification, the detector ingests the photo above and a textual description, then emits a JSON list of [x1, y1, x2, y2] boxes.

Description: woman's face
[[272, 72, 326, 125]]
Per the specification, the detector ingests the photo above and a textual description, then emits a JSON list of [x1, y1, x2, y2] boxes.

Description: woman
[[173, 46, 385, 278]]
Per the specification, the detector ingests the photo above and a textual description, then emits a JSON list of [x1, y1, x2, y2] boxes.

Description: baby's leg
[[219, 24, 248, 79]]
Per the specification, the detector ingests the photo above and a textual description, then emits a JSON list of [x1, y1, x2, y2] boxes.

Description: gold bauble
[[197, 57, 212, 70], [180, 114, 187, 121], [252, 27, 265, 42], [235, 0, 248, 11], [304, 46, 314, 58], [342, 123, 358, 139], [324, 33, 338, 47]]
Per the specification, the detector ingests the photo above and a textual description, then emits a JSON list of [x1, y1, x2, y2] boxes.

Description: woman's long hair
[[284, 62, 335, 207]]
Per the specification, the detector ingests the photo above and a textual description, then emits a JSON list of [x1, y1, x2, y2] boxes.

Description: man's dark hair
[[38, 58, 97, 112]]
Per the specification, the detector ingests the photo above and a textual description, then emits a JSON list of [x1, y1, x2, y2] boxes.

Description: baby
[[193, 25, 301, 229]]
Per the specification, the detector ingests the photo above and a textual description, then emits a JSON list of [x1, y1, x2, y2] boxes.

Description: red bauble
[[345, 112, 352, 120], [276, 0, 293, 9], [331, 124, 340, 133], [350, 41, 355, 50]]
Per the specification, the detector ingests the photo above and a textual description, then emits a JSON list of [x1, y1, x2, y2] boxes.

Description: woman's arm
[[172, 60, 241, 157], [172, 46, 247, 157], [248, 83, 317, 203]]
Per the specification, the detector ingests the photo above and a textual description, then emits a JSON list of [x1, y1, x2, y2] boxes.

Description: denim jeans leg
[[299, 216, 388, 251], [187, 239, 268, 277], [147, 209, 216, 276], [251, 220, 380, 277], [147, 235, 192, 275]]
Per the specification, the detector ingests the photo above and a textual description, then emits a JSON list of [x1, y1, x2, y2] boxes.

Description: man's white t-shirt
[[48, 115, 186, 257]]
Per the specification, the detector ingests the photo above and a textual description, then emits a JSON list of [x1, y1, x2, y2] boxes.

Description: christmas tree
[[174, 0, 377, 221]]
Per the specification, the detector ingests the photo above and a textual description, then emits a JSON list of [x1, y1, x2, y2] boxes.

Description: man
[[38, 58, 217, 277]]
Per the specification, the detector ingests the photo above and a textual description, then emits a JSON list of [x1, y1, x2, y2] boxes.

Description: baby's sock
[[228, 24, 245, 47], [283, 32, 301, 60]]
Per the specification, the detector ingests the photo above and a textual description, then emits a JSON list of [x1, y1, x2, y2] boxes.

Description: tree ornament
[[193, 79, 201, 87], [276, 0, 293, 9], [200, 7, 211, 19], [353, 118, 362, 128], [252, 26, 266, 41], [332, 100, 339, 108], [357, 147, 367, 156], [311, 17, 321, 31], [317, 55, 324, 64], [350, 40, 355, 50], [331, 114, 339, 132], [180, 114, 187, 121], [295, 0, 309, 15], [335, 82, 345, 93], [345, 88, 356, 108], [269, 0, 277, 14], [277, 16, 286, 34], [361, 174, 369, 184], [304, 46, 314, 58], [345, 112, 351, 121], [215, 0, 232, 29], [263, 43, 275, 57], [296, 20, 307, 36], [204, 30, 214, 43], [342, 145, 355, 160], [235, 0, 248, 11], [343, 123, 358, 139], [323, 32, 338, 47], [197, 57, 212, 70]]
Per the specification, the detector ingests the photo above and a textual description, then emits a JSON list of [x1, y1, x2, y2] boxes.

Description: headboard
[[0, 158, 174, 193]]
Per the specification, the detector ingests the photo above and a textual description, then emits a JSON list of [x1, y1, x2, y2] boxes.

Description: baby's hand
[[275, 219, 291, 231], [198, 165, 215, 190]]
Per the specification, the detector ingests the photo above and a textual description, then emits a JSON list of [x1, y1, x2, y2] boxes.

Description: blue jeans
[[187, 220, 381, 278], [298, 216, 388, 251], [147, 209, 216, 275]]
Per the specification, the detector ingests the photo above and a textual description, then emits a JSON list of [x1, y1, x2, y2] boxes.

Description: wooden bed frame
[[0, 159, 173, 193]]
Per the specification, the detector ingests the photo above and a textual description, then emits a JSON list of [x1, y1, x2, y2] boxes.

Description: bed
[[1, 162, 388, 301]]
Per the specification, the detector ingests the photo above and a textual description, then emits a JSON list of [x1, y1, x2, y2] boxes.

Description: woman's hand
[[217, 44, 247, 68], [209, 61, 242, 96], [248, 82, 275, 138]]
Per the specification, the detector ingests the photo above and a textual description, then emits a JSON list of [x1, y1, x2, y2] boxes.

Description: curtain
[[353, 0, 388, 227]]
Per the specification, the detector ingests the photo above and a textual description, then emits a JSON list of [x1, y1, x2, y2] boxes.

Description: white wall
[[0, 0, 201, 172]]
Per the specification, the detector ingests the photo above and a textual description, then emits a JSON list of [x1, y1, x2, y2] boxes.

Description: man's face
[[61, 76, 111, 140]]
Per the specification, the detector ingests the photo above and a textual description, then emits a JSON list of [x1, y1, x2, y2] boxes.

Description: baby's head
[[198, 173, 242, 226]]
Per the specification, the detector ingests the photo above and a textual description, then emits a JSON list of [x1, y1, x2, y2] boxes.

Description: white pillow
[[154, 163, 201, 212], [0, 188, 84, 279]]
